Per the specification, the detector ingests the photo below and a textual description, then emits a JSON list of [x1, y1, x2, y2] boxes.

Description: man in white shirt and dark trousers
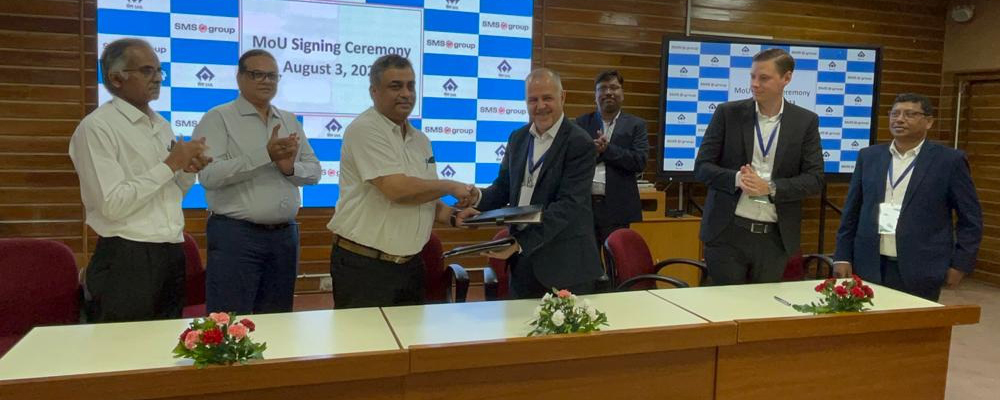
[[574, 70, 649, 251], [70, 38, 212, 322], [694, 48, 824, 285], [193, 49, 322, 314], [327, 54, 475, 309], [833, 93, 982, 301]]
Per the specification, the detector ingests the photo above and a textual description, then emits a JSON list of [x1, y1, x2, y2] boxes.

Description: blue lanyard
[[888, 157, 917, 190], [753, 113, 780, 158], [526, 136, 548, 175]]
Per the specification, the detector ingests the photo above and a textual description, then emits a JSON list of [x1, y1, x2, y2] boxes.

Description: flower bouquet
[[527, 289, 608, 336], [793, 275, 875, 314], [172, 312, 267, 368]]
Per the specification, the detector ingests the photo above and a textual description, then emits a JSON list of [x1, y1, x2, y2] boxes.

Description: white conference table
[[651, 280, 980, 400], [383, 290, 735, 400], [0, 308, 407, 400]]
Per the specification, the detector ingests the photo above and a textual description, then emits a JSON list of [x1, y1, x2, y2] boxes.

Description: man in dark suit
[[833, 93, 982, 301], [574, 70, 649, 249], [457, 68, 604, 298], [694, 48, 824, 285]]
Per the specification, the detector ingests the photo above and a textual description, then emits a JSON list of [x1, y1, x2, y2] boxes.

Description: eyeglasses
[[243, 70, 281, 82], [597, 84, 623, 93], [121, 66, 166, 80], [888, 110, 929, 120]]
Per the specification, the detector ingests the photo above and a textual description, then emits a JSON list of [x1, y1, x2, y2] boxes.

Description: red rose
[[824, 278, 836, 285], [850, 286, 865, 298], [852, 274, 862, 284], [179, 328, 193, 342], [862, 285, 874, 297], [202, 327, 224, 346], [814, 283, 826, 292], [834, 286, 848, 297], [240, 318, 255, 332]]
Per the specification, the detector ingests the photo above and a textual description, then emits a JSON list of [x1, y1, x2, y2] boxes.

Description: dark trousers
[[592, 195, 629, 251], [84, 236, 185, 323], [329, 244, 424, 309], [508, 254, 597, 299], [703, 221, 788, 285], [205, 215, 299, 315], [880, 256, 941, 302]]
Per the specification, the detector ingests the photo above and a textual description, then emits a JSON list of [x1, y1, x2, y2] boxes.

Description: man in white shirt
[[193, 49, 322, 314], [834, 93, 982, 301], [70, 38, 211, 322], [327, 54, 475, 308], [694, 48, 824, 285]]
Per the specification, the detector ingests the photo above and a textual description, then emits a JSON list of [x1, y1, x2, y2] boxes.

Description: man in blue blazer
[[575, 70, 649, 249], [834, 93, 982, 301], [458, 68, 604, 298]]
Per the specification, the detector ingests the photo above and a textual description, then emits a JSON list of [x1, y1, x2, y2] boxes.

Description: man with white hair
[[458, 68, 604, 298], [70, 38, 211, 322]]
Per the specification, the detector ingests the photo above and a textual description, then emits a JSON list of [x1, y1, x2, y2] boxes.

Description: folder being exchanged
[[461, 204, 543, 226], [442, 237, 517, 259]]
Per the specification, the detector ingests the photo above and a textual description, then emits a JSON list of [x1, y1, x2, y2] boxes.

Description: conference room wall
[[938, 0, 1000, 285], [0, 1, 955, 291]]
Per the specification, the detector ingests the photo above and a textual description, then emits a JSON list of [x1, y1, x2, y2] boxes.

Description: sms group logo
[[479, 106, 527, 116], [425, 39, 476, 51], [174, 22, 236, 35]]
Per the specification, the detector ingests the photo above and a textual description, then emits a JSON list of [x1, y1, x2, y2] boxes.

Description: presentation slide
[[659, 36, 880, 177], [96, 0, 534, 207]]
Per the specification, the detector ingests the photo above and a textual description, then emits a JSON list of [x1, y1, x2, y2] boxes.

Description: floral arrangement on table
[[793, 275, 875, 314], [527, 289, 608, 336], [172, 312, 267, 368]]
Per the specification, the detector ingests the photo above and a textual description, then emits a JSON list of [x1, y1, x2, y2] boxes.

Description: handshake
[[446, 181, 480, 209]]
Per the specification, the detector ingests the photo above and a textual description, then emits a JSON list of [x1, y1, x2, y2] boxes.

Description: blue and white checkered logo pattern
[[663, 40, 877, 174], [97, 0, 533, 207]]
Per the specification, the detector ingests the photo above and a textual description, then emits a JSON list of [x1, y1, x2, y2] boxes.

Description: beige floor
[[940, 279, 1000, 400]]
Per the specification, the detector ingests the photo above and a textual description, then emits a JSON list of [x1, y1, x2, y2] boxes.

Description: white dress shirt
[[193, 96, 321, 224], [69, 97, 195, 243], [327, 107, 437, 256], [880, 140, 925, 257], [518, 114, 564, 206], [592, 111, 620, 195], [734, 100, 784, 223]]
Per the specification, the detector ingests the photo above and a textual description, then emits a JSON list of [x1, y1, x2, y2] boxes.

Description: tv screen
[[96, 0, 534, 207], [659, 35, 881, 180]]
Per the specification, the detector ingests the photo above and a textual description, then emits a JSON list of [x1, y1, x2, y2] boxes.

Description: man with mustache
[[574, 70, 649, 251], [833, 93, 982, 301], [70, 38, 211, 322], [458, 68, 604, 298], [193, 49, 322, 314], [327, 54, 475, 308], [694, 48, 824, 285]]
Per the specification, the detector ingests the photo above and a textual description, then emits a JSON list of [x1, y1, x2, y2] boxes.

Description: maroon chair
[[482, 228, 511, 300], [182, 232, 207, 318], [603, 229, 700, 291], [421, 233, 470, 303], [0, 239, 80, 357], [782, 251, 835, 281]]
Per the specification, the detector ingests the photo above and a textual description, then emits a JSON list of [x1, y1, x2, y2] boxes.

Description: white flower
[[551, 310, 565, 327], [542, 293, 553, 301], [587, 307, 598, 321], [582, 299, 592, 310]]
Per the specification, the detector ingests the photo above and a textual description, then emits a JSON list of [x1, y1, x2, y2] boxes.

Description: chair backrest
[[421, 233, 447, 302], [784, 252, 835, 280], [0, 239, 80, 338], [182, 232, 205, 307], [486, 228, 511, 299], [603, 229, 656, 288]]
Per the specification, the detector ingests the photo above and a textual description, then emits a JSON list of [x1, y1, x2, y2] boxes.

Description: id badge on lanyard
[[880, 157, 916, 234]]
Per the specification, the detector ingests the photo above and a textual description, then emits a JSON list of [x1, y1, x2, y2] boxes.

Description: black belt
[[881, 255, 899, 262], [591, 194, 606, 202], [733, 216, 777, 234], [210, 213, 292, 231]]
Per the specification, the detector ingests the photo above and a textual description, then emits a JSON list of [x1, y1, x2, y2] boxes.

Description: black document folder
[[442, 237, 517, 259], [461, 204, 542, 226]]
